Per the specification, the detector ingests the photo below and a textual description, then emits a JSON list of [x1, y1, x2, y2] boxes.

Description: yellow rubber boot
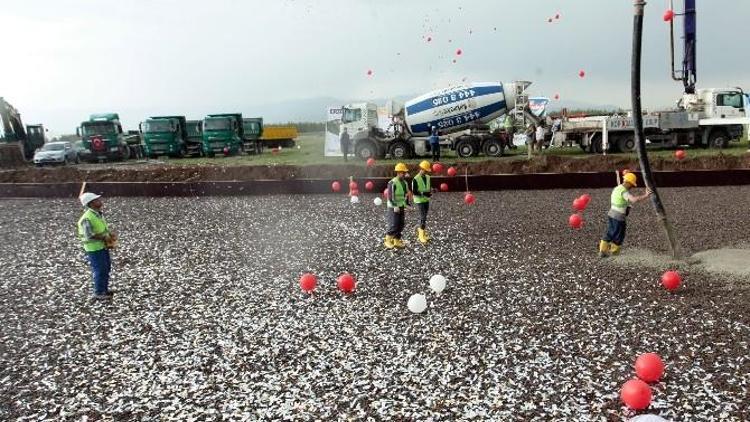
[[598, 240, 610, 258], [417, 228, 429, 245], [384, 235, 395, 249], [610, 243, 621, 255], [393, 238, 405, 248], [423, 229, 431, 242]]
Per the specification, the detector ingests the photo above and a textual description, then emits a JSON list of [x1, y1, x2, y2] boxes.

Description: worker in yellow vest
[[412, 160, 433, 244], [599, 172, 652, 257], [77, 192, 117, 300], [384, 163, 412, 249]]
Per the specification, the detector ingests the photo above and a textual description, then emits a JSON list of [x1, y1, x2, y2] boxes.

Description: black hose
[[632, 0, 680, 257]]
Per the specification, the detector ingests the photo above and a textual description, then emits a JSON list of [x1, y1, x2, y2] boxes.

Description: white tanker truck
[[340, 81, 542, 160]]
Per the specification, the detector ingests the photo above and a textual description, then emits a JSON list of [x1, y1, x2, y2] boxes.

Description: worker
[[599, 172, 653, 257], [340, 127, 351, 162], [428, 126, 440, 162], [503, 114, 516, 149], [412, 160, 433, 244], [77, 192, 117, 300], [526, 124, 536, 158], [535, 124, 546, 152], [384, 162, 412, 249]]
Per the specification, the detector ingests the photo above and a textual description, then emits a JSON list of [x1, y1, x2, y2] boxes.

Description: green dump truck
[[202, 113, 244, 157], [141, 115, 189, 158], [242, 117, 263, 154], [77, 113, 143, 162], [186, 120, 204, 156]]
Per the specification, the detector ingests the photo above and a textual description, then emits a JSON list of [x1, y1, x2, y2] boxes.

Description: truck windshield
[[717, 92, 744, 108], [41, 143, 65, 151], [244, 122, 260, 134], [187, 124, 201, 135], [82, 123, 116, 136], [342, 109, 362, 124], [204, 118, 231, 131], [143, 120, 173, 133]]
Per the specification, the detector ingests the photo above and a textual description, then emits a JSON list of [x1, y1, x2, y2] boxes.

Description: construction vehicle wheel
[[590, 134, 603, 154], [616, 136, 636, 153], [708, 130, 730, 149], [483, 139, 504, 157], [355, 140, 378, 160], [455, 137, 477, 158], [388, 141, 411, 159]]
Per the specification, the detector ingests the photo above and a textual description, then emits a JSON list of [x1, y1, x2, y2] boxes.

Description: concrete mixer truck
[[340, 81, 541, 160]]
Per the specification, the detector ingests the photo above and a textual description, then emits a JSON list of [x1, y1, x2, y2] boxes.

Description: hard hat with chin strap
[[419, 160, 432, 172], [79, 192, 102, 207], [623, 172, 638, 187], [394, 162, 409, 173]]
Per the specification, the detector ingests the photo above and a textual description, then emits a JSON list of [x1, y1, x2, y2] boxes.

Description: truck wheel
[[388, 141, 411, 159], [616, 136, 636, 153], [455, 138, 477, 158], [355, 139, 377, 160], [483, 139, 504, 157], [708, 130, 730, 149], [589, 134, 603, 154]]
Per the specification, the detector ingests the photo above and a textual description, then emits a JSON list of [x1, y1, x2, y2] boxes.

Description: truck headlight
[[110, 147, 119, 152]]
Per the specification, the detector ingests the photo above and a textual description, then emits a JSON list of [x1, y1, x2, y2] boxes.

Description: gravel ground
[[1, 187, 749, 420]]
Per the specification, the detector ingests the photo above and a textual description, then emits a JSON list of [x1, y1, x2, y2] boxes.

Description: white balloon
[[407, 294, 427, 314], [630, 416, 670, 422], [350, 195, 360, 204], [429, 274, 446, 294], [373, 197, 383, 206]]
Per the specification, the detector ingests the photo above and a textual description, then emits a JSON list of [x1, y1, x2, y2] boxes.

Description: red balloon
[[365, 181, 374, 191], [299, 273, 317, 293], [580, 194, 592, 205], [661, 270, 682, 291], [367, 69, 373, 76], [366, 158, 376, 167], [455, 48, 462, 56], [432, 162, 444, 174], [447, 167, 457, 177], [569, 213, 583, 229], [350, 189, 359, 196], [383, 188, 389, 198], [547, 18, 553, 23], [427, 36, 432, 42], [663, 9, 675, 22], [579, 70, 586, 78], [555, 13, 561, 19], [635, 353, 665, 383], [572, 198, 586, 212], [554, 93, 560, 100], [464, 193, 476, 205], [452, 59, 457, 64], [620, 379, 652, 410], [349, 181, 358, 190], [675, 149, 686, 160], [332, 181, 341, 192], [440, 183, 449, 192], [337, 273, 355, 293]]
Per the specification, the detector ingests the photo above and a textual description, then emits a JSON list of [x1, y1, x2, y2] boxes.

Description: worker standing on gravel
[[598, 172, 652, 257], [428, 127, 440, 162], [384, 163, 412, 249], [340, 128, 351, 162], [412, 160, 433, 245], [77, 193, 117, 300]]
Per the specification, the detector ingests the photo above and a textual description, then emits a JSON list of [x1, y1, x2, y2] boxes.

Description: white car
[[33, 142, 79, 166]]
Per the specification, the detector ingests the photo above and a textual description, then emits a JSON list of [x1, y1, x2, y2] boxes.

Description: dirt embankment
[[0, 154, 749, 183]]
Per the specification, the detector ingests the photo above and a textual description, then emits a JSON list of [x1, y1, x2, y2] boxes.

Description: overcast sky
[[2, 0, 748, 134]]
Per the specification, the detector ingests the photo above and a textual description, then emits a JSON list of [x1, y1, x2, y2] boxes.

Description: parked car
[[33, 142, 79, 166]]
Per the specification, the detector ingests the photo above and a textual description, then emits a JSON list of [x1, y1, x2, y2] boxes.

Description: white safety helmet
[[79, 192, 102, 207]]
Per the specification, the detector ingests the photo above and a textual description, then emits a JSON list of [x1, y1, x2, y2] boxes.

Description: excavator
[[0, 97, 45, 167]]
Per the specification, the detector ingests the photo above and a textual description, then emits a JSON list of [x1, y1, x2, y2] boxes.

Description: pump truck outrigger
[[340, 81, 542, 160]]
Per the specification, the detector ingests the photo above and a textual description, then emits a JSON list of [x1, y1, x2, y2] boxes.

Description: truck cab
[[78, 113, 132, 162], [141, 116, 188, 158], [25, 124, 47, 154], [340, 103, 383, 159], [242, 118, 263, 154], [202, 113, 243, 157]]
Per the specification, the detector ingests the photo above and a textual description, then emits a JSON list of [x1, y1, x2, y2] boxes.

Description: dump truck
[[242, 118, 263, 154], [77, 113, 143, 162], [0, 97, 46, 165], [141, 115, 189, 158], [339, 81, 540, 160], [202, 113, 244, 157], [186, 120, 204, 155], [554, 87, 747, 153], [261, 125, 298, 148]]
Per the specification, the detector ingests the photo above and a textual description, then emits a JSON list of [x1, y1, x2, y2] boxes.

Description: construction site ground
[[1, 187, 749, 420]]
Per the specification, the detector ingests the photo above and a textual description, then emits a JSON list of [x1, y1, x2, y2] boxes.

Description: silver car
[[33, 142, 79, 166]]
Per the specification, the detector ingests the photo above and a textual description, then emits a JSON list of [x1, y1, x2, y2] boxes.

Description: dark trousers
[[340, 142, 350, 161], [387, 207, 405, 239], [87, 249, 111, 295], [431, 144, 440, 161], [602, 217, 627, 245], [416, 202, 429, 229]]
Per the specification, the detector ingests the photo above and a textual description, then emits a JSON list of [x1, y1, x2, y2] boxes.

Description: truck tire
[[455, 137, 477, 158], [388, 141, 412, 159], [354, 139, 378, 160], [482, 139, 504, 157], [708, 129, 730, 149], [589, 134, 603, 154], [616, 136, 636, 153]]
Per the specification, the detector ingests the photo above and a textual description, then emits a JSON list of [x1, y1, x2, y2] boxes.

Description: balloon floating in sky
[[332, 181, 341, 192], [547, 18, 553, 23], [367, 69, 373, 76], [427, 36, 432, 42], [620, 379, 652, 410], [635, 353, 665, 383], [452, 59, 457, 64], [455, 48, 462, 56], [555, 13, 561, 19], [407, 294, 427, 314], [579, 70, 586, 78], [663, 9, 675, 22], [299, 273, 317, 293], [554, 93, 560, 100]]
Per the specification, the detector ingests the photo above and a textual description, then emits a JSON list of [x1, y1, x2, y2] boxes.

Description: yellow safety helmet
[[419, 160, 432, 172], [623, 172, 638, 187], [394, 162, 409, 173]]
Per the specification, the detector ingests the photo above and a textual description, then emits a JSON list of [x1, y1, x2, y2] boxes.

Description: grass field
[[169, 132, 750, 167]]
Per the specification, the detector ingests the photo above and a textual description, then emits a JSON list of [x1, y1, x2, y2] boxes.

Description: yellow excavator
[[0, 97, 45, 167]]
